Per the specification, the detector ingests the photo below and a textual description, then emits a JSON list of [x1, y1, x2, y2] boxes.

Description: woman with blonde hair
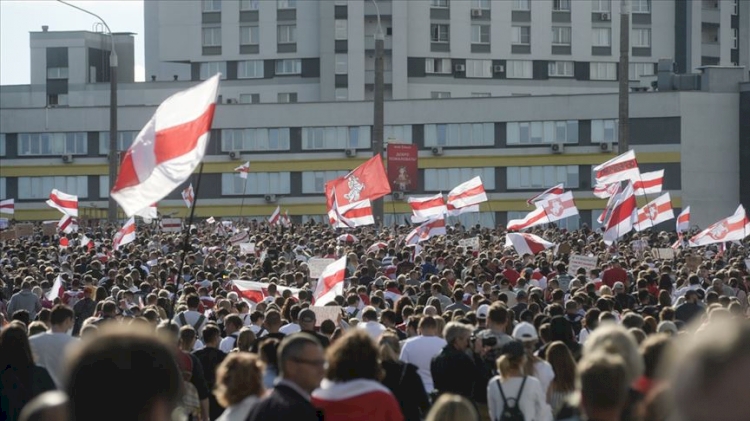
[[214, 353, 265, 421], [378, 332, 430, 421], [426, 393, 479, 421], [232, 327, 255, 353]]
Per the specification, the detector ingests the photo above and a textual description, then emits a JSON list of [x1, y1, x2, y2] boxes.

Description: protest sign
[[229, 231, 250, 245], [0, 218, 9, 230], [458, 237, 480, 250], [310, 306, 341, 327], [42, 221, 57, 236], [161, 218, 182, 232], [569, 255, 598, 275], [239, 242, 255, 255], [308, 258, 335, 279], [15, 223, 33, 238], [653, 248, 675, 260], [0, 230, 16, 241]]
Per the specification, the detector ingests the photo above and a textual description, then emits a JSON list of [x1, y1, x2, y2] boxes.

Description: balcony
[[364, 0, 391, 17], [702, 8, 721, 24], [365, 36, 393, 50], [365, 70, 393, 84], [701, 41, 720, 58]]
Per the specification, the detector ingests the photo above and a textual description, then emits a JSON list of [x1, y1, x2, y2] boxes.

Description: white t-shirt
[[399, 335, 447, 393], [29, 332, 79, 387], [173, 310, 208, 334], [533, 360, 555, 395], [279, 323, 301, 335], [219, 333, 239, 353], [358, 321, 387, 340], [487, 375, 553, 421]]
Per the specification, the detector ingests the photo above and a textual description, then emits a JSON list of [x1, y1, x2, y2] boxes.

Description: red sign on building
[[386, 143, 418, 192]]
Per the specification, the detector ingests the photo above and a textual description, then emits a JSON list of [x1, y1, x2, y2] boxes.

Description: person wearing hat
[[298, 308, 330, 348], [512, 322, 555, 395], [613, 282, 636, 311]]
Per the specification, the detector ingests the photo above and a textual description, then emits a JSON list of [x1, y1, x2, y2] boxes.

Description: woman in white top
[[487, 341, 552, 421], [512, 322, 555, 395], [214, 353, 265, 421]]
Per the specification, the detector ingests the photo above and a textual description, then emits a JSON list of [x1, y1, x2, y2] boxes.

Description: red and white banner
[[45, 274, 64, 302], [593, 183, 620, 199], [337, 234, 359, 243], [58, 214, 78, 234], [405, 216, 446, 245], [505, 233, 555, 256], [47, 189, 78, 217], [676, 206, 690, 233], [408, 193, 447, 222], [325, 155, 391, 209], [235, 161, 250, 179], [182, 184, 195, 209], [593, 149, 640, 186], [447, 176, 488, 209], [507, 192, 578, 231], [598, 183, 623, 224], [689, 205, 750, 247], [231, 280, 302, 306], [633, 170, 664, 196], [0, 199, 14, 215], [313, 256, 347, 305], [329, 199, 374, 228], [387, 143, 419, 192], [633, 192, 675, 232], [134, 203, 157, 221], [161, 218, 182, 233], [446, 203, 479, 217], [110, 74, 219, 216], [603, 181, 637, 245], [281, 210, 291, 227], [526, 183, 564, 206], [113, 217, 136, 251], [268, 206, 281, 226]]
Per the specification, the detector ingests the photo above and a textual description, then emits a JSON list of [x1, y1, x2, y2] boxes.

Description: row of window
[[202, 24, 297, 48], [430, 0, 650, 13], [18, 133, 87, 156], [199, 59, 301, 80], [203, 0, 295, 12]]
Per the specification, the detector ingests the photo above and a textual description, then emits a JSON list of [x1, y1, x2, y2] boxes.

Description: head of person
[[202, 323, 222, 347], [425, 393, 480, 421], [49, 305, 74, 333], [236, 327, 256, 352], [277, 333, 326, 394], [582, 322, 644, 385], [224, 314, 243, 335], [545, 341, 577, 392], [418, 315, 438, 336], [213, 353, 265, 409], [325, 329, 382, 382], [18, 391, 68, 421], [377, 332, 401, 363], [298, 309, 316, 331], [496, 340, 526, 377], [0, 322, 34, 370], [577, 352, 630, 420], [487, 303, 509, 330], [443, 321, 473, 352]]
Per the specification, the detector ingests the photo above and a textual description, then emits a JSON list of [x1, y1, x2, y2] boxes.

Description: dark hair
[[488, 304, 509, 324], [325, 330, 381, 382], [640, 333, 671, 379], [202, 323, 222, 344], [224, 314, 243, 330], [50, 304, 74, 326], [186, 294, 200, 309], [11, 310, 30, 326], [380, 309, 397, 325], [0, 323, 35, 369], [277, 333, 321, 376], [320, 319, 336, 335]]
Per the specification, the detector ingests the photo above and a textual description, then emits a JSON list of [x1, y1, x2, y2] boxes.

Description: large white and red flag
[[505, 233, 555, 256], [507, 192, 578, 231], [446, 203, 479, 217], [0, 199, 14, 215], [602, 181, 637, 245], [281, 210, 291, 227], [134, 203, 158, 221], [408, 193, 447, 223], [526, 183, 564, 206], [447, 177, 488, 209], [47, 189, 78, 217], [231, 280, 301, 306], [593, 150, 640, 186], [633, 170, 664, 196], [313, 256, 347, 305], [405, 216, 447, 245], [325, 155, 391, 209], [676, 206, 691, 233], [268, 206, 281, 226], [58, 214, 78, 234], [632, 193, 675, 232], [593, 183, 620, 199], [235, 161, 250, 179], [597, 183, 623, 224], [110, 74, 220, 216], [689, 205, 750, 247], [181, 184, 195, 208], [329, 199, 374, 228], [45, 274, 64, 302], [112, 217, 136, 251]]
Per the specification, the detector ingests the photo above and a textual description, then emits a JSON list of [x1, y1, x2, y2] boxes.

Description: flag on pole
[[325, 155, 391, 209], [268, 206, 281, 225], [112, 217, 136, 251], [0, 198, 14, 215], [408, 193, 447, 222], [110, 74, 220, 216], [446, 203, 480, 217], [206, 216, 216, 224], [507, 192, 578, 231], [598, 183, 623, 224], [593, 150, 640, 186], [633, 170, 664, 196], [688, 205, 750, 247], [235, 161, 250, 179], [447, 177, 488, 209], [603, 181, 637, 245], [281, 210, 291, 227], [526, 184, 564, 206], [47, 189, 78, 217], [505, 233, 555, 256], [182, 184, 195, 208], [632, 192, 675, 232], [593, 183, 620, 199], [45, 274, 65, 301], [676, 206, 691, 233], [329, 199, 374, 228], [313, 256, 347, 305], [405, 216, 447, 244], [58, 214, 79, 234]]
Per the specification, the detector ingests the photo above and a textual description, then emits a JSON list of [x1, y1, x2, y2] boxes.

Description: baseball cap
[[476, 304, 490, 319], [374, 278, 384, 287], [512, 322, 538, 342], [613, 282, 625, 290], [299, 309, 316, 323], [516, 290, 527, 299], [501, 340, 526, 358]]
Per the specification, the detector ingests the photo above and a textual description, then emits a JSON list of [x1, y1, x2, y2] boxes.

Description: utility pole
[[372, 0, 385, 224], [618, 0, 630, 153]]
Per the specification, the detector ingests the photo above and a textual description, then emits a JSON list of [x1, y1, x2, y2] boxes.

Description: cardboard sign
[[42, 221, 57, 236], [685, 255, 701, 271], [458, 237, 480, 250], [569, 254, 598, 275], [0, 218, 8, 230], [308, 258, 335, 279], [632, 239, 648, 256], [229, 231, 250, 245], [653, 248, 675, 260], [239, 242, 256, 255], [0, 230, 16, 241], [310, 305, 341, 327], [161, 218, 182, 233], [557, 242, 572, 256], [15, 223, 34, 238]]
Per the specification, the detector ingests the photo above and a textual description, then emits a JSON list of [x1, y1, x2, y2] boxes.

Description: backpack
[[177, 352, 201, 420], [179, 312, 206, 332], [496, 376, 527, 421]]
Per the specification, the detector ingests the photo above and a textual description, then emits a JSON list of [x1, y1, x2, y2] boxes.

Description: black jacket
[[430, 345, 477, 399], [381, 360, 430, 421], [0, 365, 56, 421], [193, 347, 227, 420], [245, 383, 320, 421]]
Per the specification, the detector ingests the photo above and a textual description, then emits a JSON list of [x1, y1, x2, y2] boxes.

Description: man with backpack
[[219, 314, 242, 353], [173, 294, 208, 335]]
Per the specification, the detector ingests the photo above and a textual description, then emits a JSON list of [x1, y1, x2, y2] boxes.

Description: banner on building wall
[[386, 143, 419, 192]]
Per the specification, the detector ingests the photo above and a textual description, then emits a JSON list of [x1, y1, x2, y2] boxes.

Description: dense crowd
[[0, 219, 749, 421]]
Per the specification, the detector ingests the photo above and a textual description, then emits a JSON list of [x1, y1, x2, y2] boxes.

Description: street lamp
[[371, 0, 385, 224], [56, 0, 118, 223]]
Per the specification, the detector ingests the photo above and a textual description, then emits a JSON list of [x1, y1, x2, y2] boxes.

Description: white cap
[[476, 304, 490, 319], [512, 321, 539, 342]]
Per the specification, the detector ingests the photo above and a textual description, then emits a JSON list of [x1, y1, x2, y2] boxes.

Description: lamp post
[[57, 1, 118, 223], [371, 0, 385, 225]]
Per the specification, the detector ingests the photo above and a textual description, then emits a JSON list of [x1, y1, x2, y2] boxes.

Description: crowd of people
[[0, 218, 749, 421]]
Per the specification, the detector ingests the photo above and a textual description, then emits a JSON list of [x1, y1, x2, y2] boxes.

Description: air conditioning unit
[[471, 9, 483, 17], [61, 154, 73, 163], [493, 64, 505, 73], [226, 98, 238, 104], [600, 12, 611, 21], [264, 194, 277, 203], [550, 143, 564, 154], [345, 148, 357, 158], [229, 151, 240, 160], [600, 142, 613, 152], [393, 191, 405, 200], [454, 64, 466, 72], [431, 146, 444, 156]]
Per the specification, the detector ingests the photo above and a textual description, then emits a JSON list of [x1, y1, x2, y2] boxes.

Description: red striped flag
[[181, 184, 194, 208], [526, 183, 564, 206], [47, 189, 78, 217], [113, 217, 136, 251], [593, 150, 640, 186], [0, 199, 14, 215], [408, 193, 447, 222], [447, 177, 488, 209]]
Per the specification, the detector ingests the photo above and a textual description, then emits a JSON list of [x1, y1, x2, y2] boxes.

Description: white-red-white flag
[[110, 75, 219, 216], [633, 170, 664, 196], [593, 150, 640, 186], [689, 205, 750, 247], [507, 192, 578, 231], [134, 203, 158, 221], [181, 184, 195, 208], [47, 189, 78, 217], [235, 161, 250, 179], [45, 274, 64, 302], [593, 183, 620, 199], [597, 183, 623, 224], [446, 203, 479, 217], [206, 216, 216, 224], [268, 206, 281, 226], [603, 181, 637, 245], [447, 177, 488, 209], [281, 210, 291, 227], [408, 193, 447, 222], [676, 206, 690, 233], [58, 214, 78, 234], [329, 199, 374, 228], [505, 233, 555, 256], [0, 199, 14, 215], [313, 256, 347, 305], [527, 183, 564, 206], [231, 280, 301, 306], [633, 192, 675, 232], [112, 217, 136, 251], [405, 216, 446, 244]]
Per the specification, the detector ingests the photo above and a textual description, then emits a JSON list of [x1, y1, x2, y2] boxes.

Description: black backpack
[[496, 376, 527, 421]]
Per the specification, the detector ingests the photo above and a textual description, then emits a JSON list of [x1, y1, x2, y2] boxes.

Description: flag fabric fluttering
[[593, 183, 620, 199], [235, 161, 250, 179], [633, 192, 675, 232], [58, 214, 78, 234], [112, 217, 136, 251], [506, 192, 579, 231], [602, 181, 637, 245], [0, 198, 14, 215], [593, 150, 640, 187], [281, 210, 291, 227], [110, 74, 220, 216], [689, 205, 750, 247], [405, 216, 447, 245], [313, 256, 347, 305], [676, 206, 691, 233], [181, 184, 195, 209], [134, 204, 158, 221], [45, 274, 65, 301], [446, 177, 488, 209], [268, 206, 281, 226], [505, 233, 555, 256], [408, 193, 447, 223], [526, 184, 564, 206], [47, 189, 78, 217], [633, 170, 664, 196], [329, 199, 374, 228], [325, 155, 391, 209], [597, 182, 623, 224]]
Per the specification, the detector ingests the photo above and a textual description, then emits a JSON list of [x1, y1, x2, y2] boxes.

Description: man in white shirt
[[172, 294, 208, 334], [29, 304, 78, 387], [219, 314, 243, 353], [279, 305, 302, 335], [357, 307, 387, 340], [399, 316, 447, 394]]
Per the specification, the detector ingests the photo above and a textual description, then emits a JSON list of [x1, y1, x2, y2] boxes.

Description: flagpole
[[239, 175, 250, 219], [390, 194, 398, 228], [174, 162, 205, 305], [637, 173, 656, 230]]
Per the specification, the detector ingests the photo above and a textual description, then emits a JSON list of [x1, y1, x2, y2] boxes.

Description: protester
[[378, 332, 430, 421], [214, 353, 265, 421], [28, 305, 78, 388]]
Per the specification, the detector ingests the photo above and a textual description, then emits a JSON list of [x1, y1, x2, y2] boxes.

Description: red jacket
[[312, 379, 403, 421]]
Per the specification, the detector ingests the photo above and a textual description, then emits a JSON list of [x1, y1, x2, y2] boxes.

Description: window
[[507, 120, 578, 144], [431, 92, 451, 99], [240, 0, 259, 10], [0, 178, 5, 200], [591, 119, 618, 143], [552, 27, 572, 45], [46, 67, 68, 79], [277, 0, 296, 9], [592, 0, 611, 12], [302, 126, 371, 150], [430, 0, 449, 7], [222, 172, 290, 195], [19, 133, 87, 156], [425, 168, 495, 191], [239, 94, 260, 104], [512, 26, 531, 45], [0, 133, 5, 156], [553, 0, 570, 11], [628, 62, 655, 80], [548, 61, 574, 77], [631, 0, 650, 13], [47, 94, 68, 106], [506, 60, 532, 79], [240, 26, 259, 45], [335, 20, 348, 40], [472, 0, 490, 9], [732, 29, 738, 49], [335, 88, 348, 101], [302, 171, 349, 193], [275, 59, 301, 75], [202, 27, 221, 47], [335, 54, 348, 74], [632, 29, 651, 47], [590, 62, 617, 80], [200, 62, 227, 80], [19, 176, 88, 199], [222, 128, 290, 151], [513, 0, 530, 11], [100, 131, 138, 155], [431, 24, 449, 43], [425, 58, 452, 74], [507, 166, 579, 189], [202, 0, 221, 12], [592, 28, 611, 46], [277, 25, 297, 44], [471, 25, 490, 44], [465, 59, 492, 78], [424, 123, 494, 147], [238, 60, 264, 79], [278, 93, 297, 103], [384, 125, 413, 144]]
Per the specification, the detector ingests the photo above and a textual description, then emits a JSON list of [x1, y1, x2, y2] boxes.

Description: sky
[[0, 0, 145, 85]]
